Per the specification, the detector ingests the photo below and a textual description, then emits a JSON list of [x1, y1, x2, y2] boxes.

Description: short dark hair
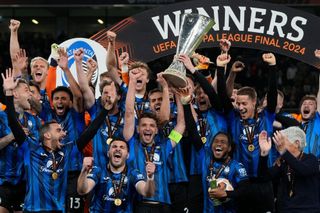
[[237, 86, 257, 100], [99, 79, 121, 96], [299, 95, 317, 108], [139, 112, 158, 125], [148, 88, 162, 99], [108, 137, 129, 152], [51, 86, 73, 102], [39, 120, 58, 142]]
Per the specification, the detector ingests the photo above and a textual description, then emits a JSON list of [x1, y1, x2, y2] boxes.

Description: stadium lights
[[32, 19, 39, 24], [97, 19, 104, 24]]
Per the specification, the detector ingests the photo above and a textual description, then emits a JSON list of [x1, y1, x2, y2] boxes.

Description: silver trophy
[[163, 13, 215, 88]]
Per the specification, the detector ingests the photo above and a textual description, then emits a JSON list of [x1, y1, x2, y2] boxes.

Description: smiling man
[[77, 139, 156, 213]]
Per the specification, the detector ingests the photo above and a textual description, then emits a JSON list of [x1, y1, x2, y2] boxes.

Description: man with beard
[[216, 53, 278, 212], [77, 139, 156, 213], [123, 68, 185, 213], [75, 48, 124, 170], [39, 47, 86, 212], [3, 68, 115, 212], [0, 69, 41, 213]]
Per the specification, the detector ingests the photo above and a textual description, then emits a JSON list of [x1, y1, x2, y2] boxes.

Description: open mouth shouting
[[154, 104, 161, 112], [112, 151, 122, 163], [55, 105, 65, 115]]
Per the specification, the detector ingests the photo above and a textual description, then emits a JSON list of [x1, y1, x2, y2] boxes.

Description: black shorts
[[169, 182, 188, 213], [66, 171, 86, 213], [134, 201, 171, 213], [0, 182, 25, 211]]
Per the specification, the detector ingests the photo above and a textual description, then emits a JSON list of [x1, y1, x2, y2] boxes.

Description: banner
[[49, 38, 107, 98], [91, 0, 320, 69]]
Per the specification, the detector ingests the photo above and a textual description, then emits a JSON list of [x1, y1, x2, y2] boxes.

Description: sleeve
[[183, 104, 203, 151], [234, 162, 249, 184], [282, 152, 319, 176], [87, 166, 101, 183], [217, 66, 234, 114], [5, 96, 26, 145], [193, 70, 222, 112], [131, 169, 146, 186], [266, 65, 277, 113]]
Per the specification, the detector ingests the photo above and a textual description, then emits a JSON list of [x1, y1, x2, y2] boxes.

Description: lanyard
[[209, 156, 231, 179]]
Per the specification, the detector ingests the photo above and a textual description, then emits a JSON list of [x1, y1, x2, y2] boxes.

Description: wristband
[[169, 130, 182, 144]]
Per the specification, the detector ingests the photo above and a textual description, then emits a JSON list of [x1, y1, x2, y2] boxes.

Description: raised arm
[[136, 162, 156, 197], [226, 61, 245, 98], [9, 19, 21, 78], [1, 68, 27, 145], [74, 48, 95, 110], [106, 31, 122, 86], [57, 47, 84, 113], [13, 49, 29, 81], [0, 133, 15, 150], [156, 72, 170, 125], [76, 96, 114, 151], [77, 157, 96, 195], [123, 69, 142, 141], [216, 54, 234, 114], [262, 53, 277, 113], [178, 54, 222, 111]]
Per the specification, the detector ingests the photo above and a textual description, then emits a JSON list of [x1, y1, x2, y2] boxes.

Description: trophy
[[163, 13, 215, 88]]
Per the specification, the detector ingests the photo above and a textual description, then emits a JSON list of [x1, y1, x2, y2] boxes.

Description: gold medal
[[248, 144, 255, 152], [114, 198, 122, 206], [201, 137, 207, 144], [52, 172, 58, 180], [107, 138, 113, 145]]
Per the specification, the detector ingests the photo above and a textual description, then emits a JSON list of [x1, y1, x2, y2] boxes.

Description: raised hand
[[9, 19, 20, 32], [262, 53, 276, 66], [258, 130, 271, 156], [145, 161, 156, 178], [315, 49, 320, 59], [219, 39, 231, 53], [15, 49, 28, 72], [216, 54, 231, 67], [272, 131, 286, 155], [57, 47, 69, 71], [177, 54, 196, 73], [107, 31, 117, 43], [231, 61, 245, 73], [156, 72, 168, 89], [191, 52, 211, 65], [86, 58, 98, 74], [73, 48, 84, 62], [129, 68, 142, 84], [82, 157, 94, 173], [119, 52, 129, 68], [1, 68, 18, 92]]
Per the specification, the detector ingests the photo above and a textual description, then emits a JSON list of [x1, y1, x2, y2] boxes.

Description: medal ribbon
[[108, 165, 127, 199], [144, 143, 156, 162], [199, 117, 207, 138], [209, 156, 231, 179], [287, 152, 303, 197], [134, 93, 148, 119], [105, 112, 122, 138], [241, 118, 260, 146]]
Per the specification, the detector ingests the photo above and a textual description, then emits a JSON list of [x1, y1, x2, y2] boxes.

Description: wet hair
[[99, 79, 121, 96], [39, 120, 58, 142], [129, 61, 151, 79], [299, 95, 317, 108], [51, 86, 73, 102], [237, 86, 257, 100], [108, 137, 130, 152]]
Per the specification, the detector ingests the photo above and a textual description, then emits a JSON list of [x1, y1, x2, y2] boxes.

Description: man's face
[[31, 59, 48, 84], [195, 87, 210, 111], [138, 117, 158, 145], [149, 91, 162, 115], [52, 91, 72, 116], [300, 99, 317, 121], [48, 123, 66, 149], [236, 95, 256, 120], [14, 83, 32, 110], [108, 140, 129, 169], [100, 84, 120, 109], [131, 68, 149, 93], [211, 134, 231, 159], [30, 85, 42, 102]]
